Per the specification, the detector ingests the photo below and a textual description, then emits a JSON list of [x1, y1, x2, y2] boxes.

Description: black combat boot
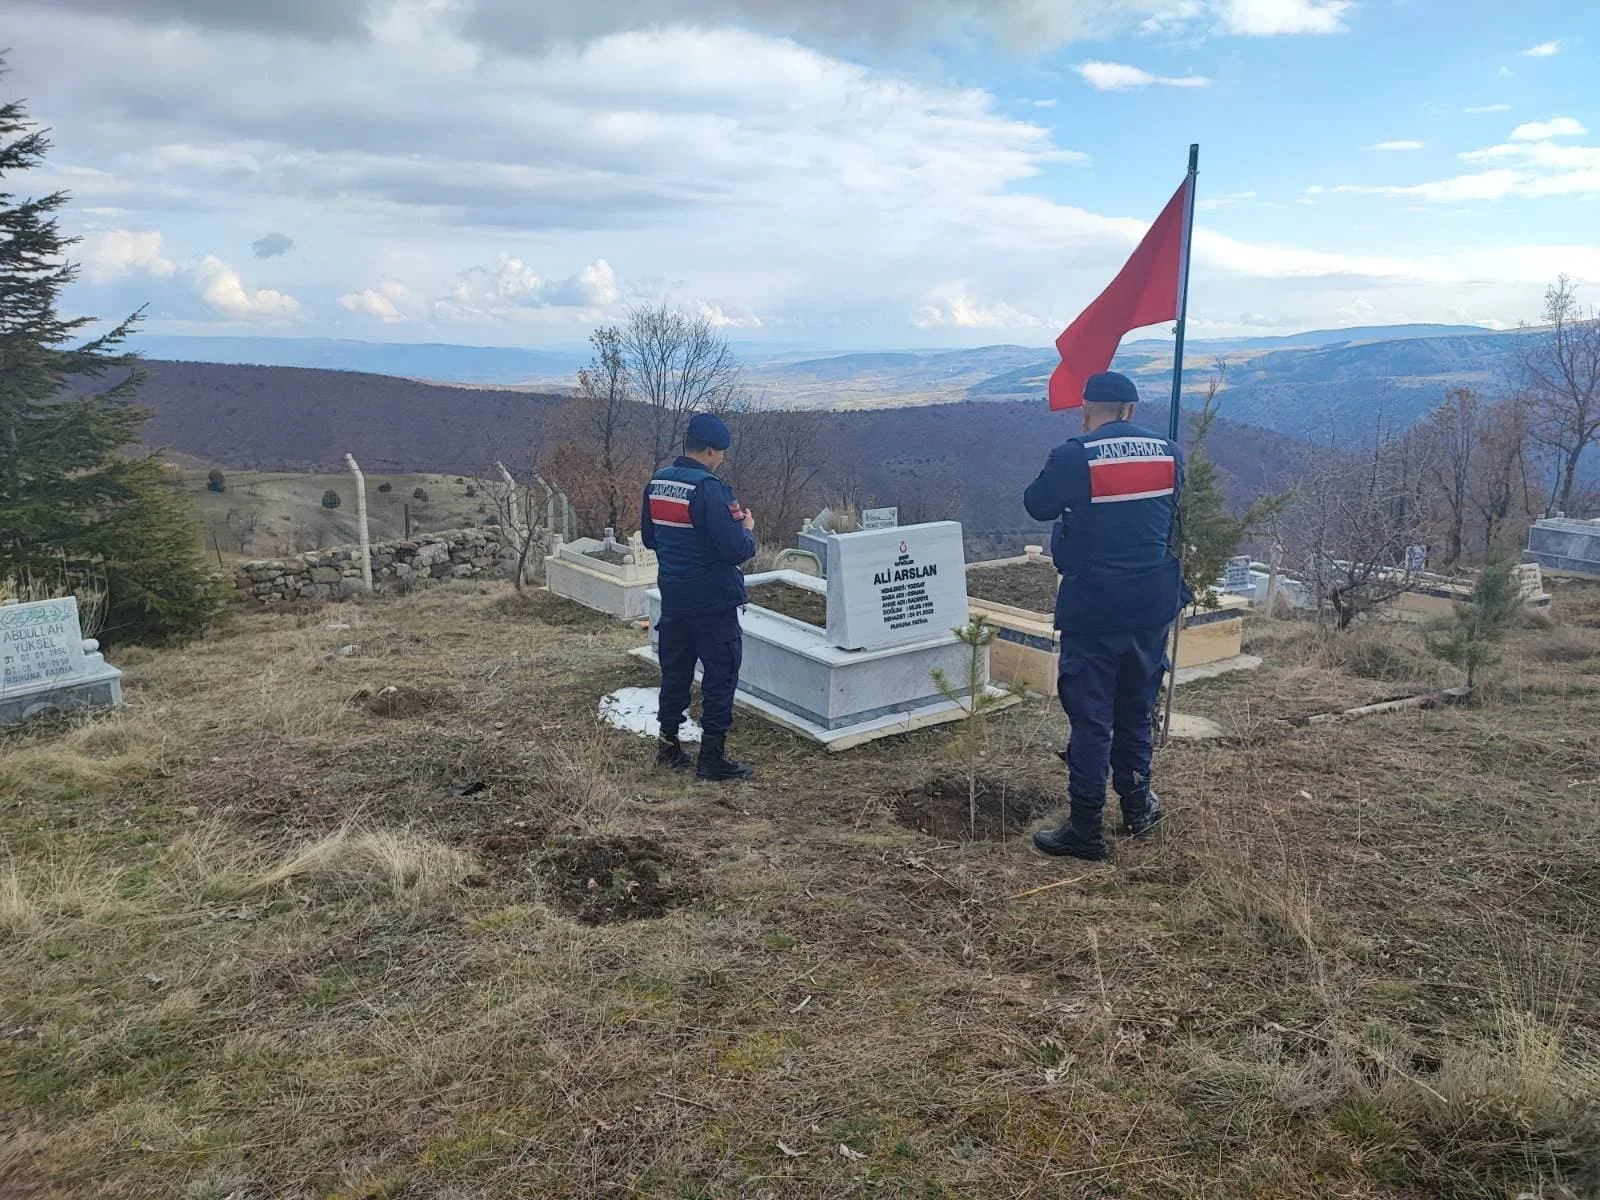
[[695, 731, 754, 782], [654, 728, 692, 771], [1032, 803, 1110, 861], [1119, 789, 1163, 838]]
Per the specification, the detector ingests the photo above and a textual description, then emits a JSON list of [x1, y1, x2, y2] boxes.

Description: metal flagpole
[[1160, 143, 1200, 748]]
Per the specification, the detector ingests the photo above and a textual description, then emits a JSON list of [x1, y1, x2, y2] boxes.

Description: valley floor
[[2, 582, 1598, 1198]]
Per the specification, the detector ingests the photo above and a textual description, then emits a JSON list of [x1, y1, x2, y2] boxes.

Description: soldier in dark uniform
[[1023, 371, 1188, 860], [639, 413, 757, 782]]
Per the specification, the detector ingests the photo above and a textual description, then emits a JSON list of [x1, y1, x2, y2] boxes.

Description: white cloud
[[188, 256, 301, 322], [1372, 140, 1426, 151], [1198, 189, 1257, 210], [337, 281, 416, 324], [913, 285, 1042, 330], [1032, 98, 1058, 108], [1464, 103, 1511, 114], [1076, 61, 1212, 90], [434, 256, 621, 321], [1521, 40, 1561, 57], [1219, 0, 1351, 36], [696, 302, 763, 329], [78, 229, 176, 283], [1511, 117, 1587, 140]]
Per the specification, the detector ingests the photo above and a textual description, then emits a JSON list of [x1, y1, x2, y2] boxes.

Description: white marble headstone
[[862, 507, 899, 531], [0, 596, 88, 692], [1222, 555, 1252, 593], [824, 521, 968, 651]]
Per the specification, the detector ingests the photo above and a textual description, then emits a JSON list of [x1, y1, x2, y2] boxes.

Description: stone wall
[[236, 528, 533, 603]]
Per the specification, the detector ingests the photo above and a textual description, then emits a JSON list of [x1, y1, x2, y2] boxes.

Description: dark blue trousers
[[657, 609, 743, 736], [1057, 625, 1171, 813]]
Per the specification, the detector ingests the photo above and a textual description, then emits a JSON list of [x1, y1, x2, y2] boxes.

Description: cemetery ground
[[3, 583, 1599, 1200]]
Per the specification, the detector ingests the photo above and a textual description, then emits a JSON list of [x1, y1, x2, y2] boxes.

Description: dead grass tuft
[[0, 852, 127, 940], [238, 824, 476, 903], [0, 713, 164, 804], [1528, 625, 1600, 664]]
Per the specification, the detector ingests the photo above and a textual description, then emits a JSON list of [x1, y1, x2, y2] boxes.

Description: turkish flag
[[1048, 175, 1193, 410]]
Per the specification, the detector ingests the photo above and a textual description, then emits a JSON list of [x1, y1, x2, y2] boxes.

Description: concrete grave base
[[966, 550, 1251, 695], [544, 536, 657, 621], [638, 569, 1019, 751], [0, 665, 123, 725], [1171, 654, 1263, 686], [628, 645, 1017, 752]]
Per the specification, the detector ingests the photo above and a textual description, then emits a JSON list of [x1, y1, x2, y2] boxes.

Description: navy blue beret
[[1083, 371, 1139, 406], [686, 412, 732, 450]]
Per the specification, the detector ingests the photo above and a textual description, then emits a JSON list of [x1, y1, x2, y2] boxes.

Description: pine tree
[[1428, 551, 1519, 689], [0, 61, 218, 643], [1179, 367, 1286, 609]]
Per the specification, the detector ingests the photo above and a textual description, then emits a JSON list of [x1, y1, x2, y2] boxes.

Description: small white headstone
[[1512, 562, 1545, 602], [1221, 555, 1252, 593], [1, 596, 89, 690], [824, 521, 968, 651], [862, 507, 899, 531]]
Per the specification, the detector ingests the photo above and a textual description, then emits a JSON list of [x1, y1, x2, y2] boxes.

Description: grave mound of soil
[[966, 561, 1058, 614], [540, 836, 702, 925], [746, 581, 828, 628], [353, 684, 444, 718], [584, 547, 630, 566], [893, 775, 1060, 842]]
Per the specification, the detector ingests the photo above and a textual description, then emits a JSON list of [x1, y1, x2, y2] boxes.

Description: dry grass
[[0, 713, 165, 804], [237, 825, 477, 902], [3, 580, 1598, 1199]]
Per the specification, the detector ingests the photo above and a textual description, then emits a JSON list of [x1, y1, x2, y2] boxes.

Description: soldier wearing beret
[[1022, 371, 1189, 860], [639, 413, 756, 782]]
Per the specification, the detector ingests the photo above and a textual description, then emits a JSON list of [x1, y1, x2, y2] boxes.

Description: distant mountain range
[[132, 322, 1525, 447]]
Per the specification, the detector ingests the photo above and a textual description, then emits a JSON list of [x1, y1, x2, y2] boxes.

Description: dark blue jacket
[[640, 457, 756, 617], [1023, 419, 1187, 635]]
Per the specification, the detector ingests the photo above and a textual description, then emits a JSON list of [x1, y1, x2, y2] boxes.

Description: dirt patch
[[540, 835, 702, 925], [353, 683, 445, 717], [967, 560, 1057, 614], [893, 774, 1059, 842], [746, 581, 828, 628], [489, 589, 614, 628], [584, 547, 630, 566]]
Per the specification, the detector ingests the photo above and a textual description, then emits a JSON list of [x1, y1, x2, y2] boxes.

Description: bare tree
[[1522, 275, 1600, 516], [224, 508, 260, 555], [1469, 397, 1535, 557], [1419, 388, 1480, 570], [621, 302, 743, 466], [722, 408, 824, 541], [477, 459, 549, 592], [575, 325, 633, 530], [1287, 424, 1434, 629]]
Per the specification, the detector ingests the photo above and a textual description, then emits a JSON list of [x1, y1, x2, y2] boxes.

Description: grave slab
[[544, 533, 657, 620], [0, 596, 123, 725], [965, 549, 1249, 693], [1527, 517, 1600, 576], [635, 564, 1017, 750]]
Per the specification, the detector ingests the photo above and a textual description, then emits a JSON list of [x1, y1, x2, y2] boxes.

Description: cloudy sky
[[8, 0, 1597, 350]]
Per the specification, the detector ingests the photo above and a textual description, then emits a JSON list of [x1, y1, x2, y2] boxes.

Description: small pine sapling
[[1428, 552, 1519, 689], [930, 615, 1016, 839]]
